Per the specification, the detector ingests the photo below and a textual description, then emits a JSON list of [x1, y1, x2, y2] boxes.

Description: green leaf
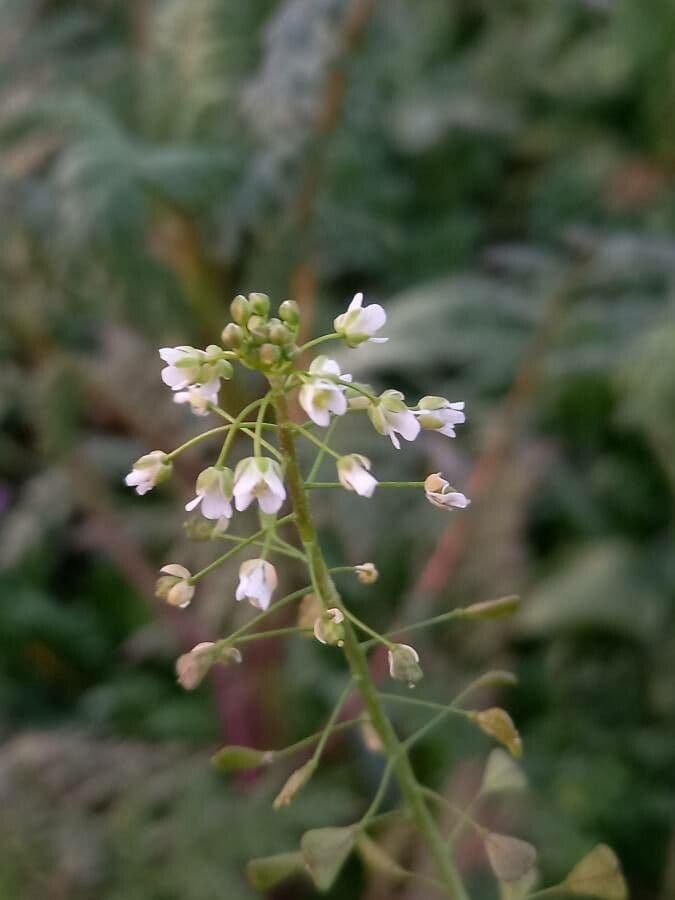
[[301, 826, 355, 891], [481, 749, 528, 796], [357, 834, 408, 880], [245, 852, 304, 890], [485, 832, 537, 882], [211, 745, 271, 772], [563, 845, 628, 900]]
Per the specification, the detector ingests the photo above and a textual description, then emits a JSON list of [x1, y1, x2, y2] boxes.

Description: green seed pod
[[221, 322, 244, 348], [248, 292, 270, 317], [278, 299, 300, 328], [230, 294, 250, 325]]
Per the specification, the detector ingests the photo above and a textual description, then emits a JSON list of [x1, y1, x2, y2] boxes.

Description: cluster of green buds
[[222, 292, 300, 374]]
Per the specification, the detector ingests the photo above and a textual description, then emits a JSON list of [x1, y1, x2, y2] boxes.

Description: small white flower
[[388, 643, 423, 686], [176, 642, 242, 690], [236, 559, 278, 610], [185, 466, 233, 521], [334, 292, 387, 346], [125, 451, 172, 495], [416, 397, 466, 437], [424, 473, 471, 510], [313, 608, 345, 646], [299, 356, 352, 427], [233, 457, 286, 515], [159, 344, 232, 391], [174, 379, 221, 416], [159, 563, 195, 608], [367, 390, 420, 449], [355, 562, 379, 584], [337, 454, 378, 498]]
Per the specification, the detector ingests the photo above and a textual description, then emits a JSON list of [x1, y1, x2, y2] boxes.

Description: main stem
[[272, 387, 469, 900]]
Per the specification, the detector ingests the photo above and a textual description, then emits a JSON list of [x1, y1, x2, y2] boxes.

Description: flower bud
[[387, 643, 423, 687], [314, 608, 345, 646], [246, 314, 269, 342], [278, 299, 300, 327], [268, 319, 294, 345], [355, 562, 379, 584], [221, 322, 244, 348], [176, 641, 215, 689], [230, 294, 250, 324], [424, 473, 470, 511], [156, 564, 195, 608], [259, 343, 282, 367], [125, 451, 172, 496], [248, 292, 270, 317]]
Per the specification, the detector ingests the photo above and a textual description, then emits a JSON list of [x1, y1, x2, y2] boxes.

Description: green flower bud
[[221, 322, 244, 348], [313, 608, 345, 646], [278, 299, 300, 327], [230, 294, 250, 325], [247, 315, 269, 342], [248, 292, 270, 317], [268, 319, 293, 345], [259, 343, 282, 367]]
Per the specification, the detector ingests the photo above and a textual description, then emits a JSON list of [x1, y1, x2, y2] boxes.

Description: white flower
[[355, 562, 379, 584], [313, 608, 345, 646], [416, 397, 466, 437], [299, 356, 352, 427], [367, 390, 420, 449], [125, 451, 172, 495], [388, 643, 423, 686], [337, 454, 378, 497], [185, 466, 233, 520], [158, 563, 195, 608], [174, 379, 221, 416], [236, 559, 278, 610], [233, 457, 286, 514], [159, 344, 232, 391], [334, 292, 387, 346], [424, 473, 471, 510]]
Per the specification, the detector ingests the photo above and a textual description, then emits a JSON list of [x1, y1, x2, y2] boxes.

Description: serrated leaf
[[246, 852, 304, 890], [481, 749, 528, 796], [485, 832, 537, 882], [470, 708, 523, 758], [301, 826, 355, 891], [563, 845, 628, 900]]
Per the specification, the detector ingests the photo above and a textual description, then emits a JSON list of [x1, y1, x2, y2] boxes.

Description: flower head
[[174, 379, 221, 416], [337, 454, 377, 498], [159, 344, 232, 391], [233, 457, 286, 514], [299, 356, 352, 427], [416, 397, 466, 437], [355, 562, 379, 584], [176, 642, 242, 690], [236, 559, 278, 610], [125, 451, 172, 495], [388, 643, 423, 687], [334, 292, 387, 347], [367, 390, 420, 449], [424, 473, 470, 511], [157, 563, 195, 608], [185, 466, 233, 521]]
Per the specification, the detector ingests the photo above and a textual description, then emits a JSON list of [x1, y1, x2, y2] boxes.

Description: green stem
[[299, 332, 341, 353], [254, 394, 272, 459], [293, 424, 342, 459], [235, 625, 312, 644], [216, 532, 303, 561], [190, 513, 295, 582], [167, 425, 229, 460], [219, 582, 311, 647], [213, 402, 282, 462], [312, 682, 353, 762], [272, 716, 366, 761], [305, 480, 426, 489], [343, 608, 395, 650], [307, 417, 339, 481], [271, 386, 470, 900]]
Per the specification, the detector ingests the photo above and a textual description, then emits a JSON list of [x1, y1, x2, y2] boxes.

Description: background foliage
[[1, 1, 674, 897]]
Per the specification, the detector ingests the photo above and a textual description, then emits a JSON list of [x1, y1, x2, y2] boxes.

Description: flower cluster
[[125, 290, 470, 667]]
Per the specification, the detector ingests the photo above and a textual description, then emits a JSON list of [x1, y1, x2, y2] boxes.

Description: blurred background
[[1, 1, 674, 898]]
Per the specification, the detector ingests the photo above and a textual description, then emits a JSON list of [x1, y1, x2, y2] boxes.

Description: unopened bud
[[156, 564, 195, 609], [230, 294, 250, 325], [278, 299, 300, 327], [355, 563, 379, 584], [314, 608, 345, 646], [221, 322, 244, 348], [176, 641, 215, 690], [248, 292, 270, 317], [259, 343, 282, 367], [387, 643, 423, 687], [268, 320, 294, 345], [247, 314, 268, 342]]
